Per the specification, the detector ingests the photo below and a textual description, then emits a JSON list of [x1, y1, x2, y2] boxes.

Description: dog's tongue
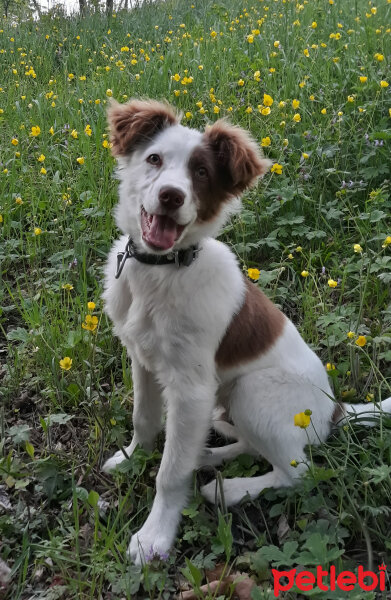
[[144, 214, 178, 250]]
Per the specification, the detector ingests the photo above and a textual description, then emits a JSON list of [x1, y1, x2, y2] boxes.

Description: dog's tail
[[334, 397, 391, 427]]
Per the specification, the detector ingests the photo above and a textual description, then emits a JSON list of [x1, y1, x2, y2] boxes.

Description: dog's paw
[[198, 448, 224, 468], [127, 526, 171, 565], [102, 449, 128, 473], [201, 478, 246, 506]]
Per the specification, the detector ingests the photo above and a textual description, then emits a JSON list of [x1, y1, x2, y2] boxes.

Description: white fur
[[102, 122, 391, 565]]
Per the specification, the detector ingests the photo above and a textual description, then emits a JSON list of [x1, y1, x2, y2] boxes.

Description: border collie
[[102, 98, 391, 565]]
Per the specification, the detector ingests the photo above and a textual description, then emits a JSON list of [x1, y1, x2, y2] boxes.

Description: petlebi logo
[[273, 564, 387, 596]]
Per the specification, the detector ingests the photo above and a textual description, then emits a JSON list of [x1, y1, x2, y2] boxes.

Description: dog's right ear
[[107, 99, 179, 157]]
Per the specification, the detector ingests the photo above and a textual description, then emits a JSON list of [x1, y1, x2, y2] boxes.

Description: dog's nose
[[158, 186, 185, 210]]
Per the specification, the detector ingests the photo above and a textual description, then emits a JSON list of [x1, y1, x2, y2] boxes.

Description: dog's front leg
[[127, 367, 216, 564], [102, 357, 163, 472]]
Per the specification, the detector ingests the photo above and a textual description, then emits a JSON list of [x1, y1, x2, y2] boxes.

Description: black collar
[[115, 236, 201, 279]]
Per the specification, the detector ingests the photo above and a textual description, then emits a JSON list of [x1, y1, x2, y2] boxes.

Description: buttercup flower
[[76, 157, 85, 165], [293, 113, 301, 122], [34, 227, 42, 235], [347, 331, 355, 339], [59, 357, 73, 370], [326, 363, 336, 371], [328, 279, 338, 288], [261, 136, 271, 147], [263, 94, 273, 106], [301, 270, 309, 277], [87, 301, 96, 310], [31, 125, 41, 136], [247, 268, 260, 281], [82, 314, 98, 332], [271, 163, 283, 174], [353, 244, 363, 253], [294, 412, 311, 428], [382, 236, 391, 248], [355, 335, 367, 347]]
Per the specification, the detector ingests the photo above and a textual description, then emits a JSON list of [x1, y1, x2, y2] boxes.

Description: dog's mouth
[[141, 206, 186, 251]]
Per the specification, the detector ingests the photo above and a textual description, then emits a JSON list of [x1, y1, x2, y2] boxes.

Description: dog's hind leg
[[102, 358, 163, 473]]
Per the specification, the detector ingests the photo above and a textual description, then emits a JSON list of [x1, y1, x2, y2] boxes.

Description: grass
[[0, 0, 390, 597]]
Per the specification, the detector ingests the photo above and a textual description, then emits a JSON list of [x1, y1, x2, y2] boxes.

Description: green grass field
[[1, 0, 391, 597]]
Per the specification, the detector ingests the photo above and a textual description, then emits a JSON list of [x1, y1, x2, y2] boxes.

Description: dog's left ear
[[107, 98, 179, 157], [204, 120, 272, 195]]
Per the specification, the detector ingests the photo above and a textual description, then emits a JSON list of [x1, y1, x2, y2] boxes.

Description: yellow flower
[[106, 88, 113, 96], [290, 459, 298, 468], [40, 167, 47, 175], [328, 279, 338, 288], [382, 236, 391, 248], [295, 246, 303, 253], [253, 70, 261, 82], [213, 105, 220, 114], [311, 21, 317, 28], [293, 113, 301, 122], [31, 125, 41, 137], [309, 94, 315, 101], [302, 152, 309, 159], [380, 80, 389, 88], [326, 363, 336, 371], [321, 108, 327, 114], [271, 163, 283, 174], [71, 129, 78, 139], [288, 253, 294, 259], [374, 53, 384, 61], [274, 40, 280, 47], [210, 30, 217, 39], [353, 244, 363, 253], [34, 227, 42, 236], [237, 79, 245, 87], [37, 154, 45, 162], [359, 76, 368, 83], [260, 106, 271, 116], [15, 197, 23, 205], [261, 136, 271, 147], [0, 215, 3, 223], [76, 157, 85, 165], [303, 48, 309, 57], [59, 357, 73, 371], [247, 34, 254, 43], [87, 301, 96, 310], [347, 95, 355, 103], [82, 314, 99, 332], [294, 412, 311, 428], [355, 335, 367, 347], [292, 99, 300, 109], [62, 283, 74, 291], [301, 270, 309, 277], [347, 331, 355, 339], [247, 268, 260, 281], [263, 93, 273, 106], [84, 124, 92, 136], [49, 126, 54, 135], [11, 138, 18, 146]]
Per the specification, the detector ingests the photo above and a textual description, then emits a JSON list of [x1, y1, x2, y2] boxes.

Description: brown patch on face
[[194, 120, 271, 221], [216, 278, 285, 369], [332, 402, 345, 425], [107, 98, 178, 157]]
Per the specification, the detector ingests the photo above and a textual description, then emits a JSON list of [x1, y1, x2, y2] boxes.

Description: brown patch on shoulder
[[107, 98, 178, 157], [195, 120, 271, 222], [216, 278, 285, 369], [332, 402, 345, 425]]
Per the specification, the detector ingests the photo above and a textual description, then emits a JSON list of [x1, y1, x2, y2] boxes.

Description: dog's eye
[[196, 166, 208, 178], [146, 154, 162, 167]]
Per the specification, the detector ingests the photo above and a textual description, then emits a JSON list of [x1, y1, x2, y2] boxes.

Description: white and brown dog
[[102, 99, 391, 565]]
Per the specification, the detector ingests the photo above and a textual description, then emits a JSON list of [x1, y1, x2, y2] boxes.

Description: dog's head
[[108, 99, 271, 253]]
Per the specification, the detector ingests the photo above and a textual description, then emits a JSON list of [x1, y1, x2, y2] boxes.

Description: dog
[[102, 98, 391, 565]]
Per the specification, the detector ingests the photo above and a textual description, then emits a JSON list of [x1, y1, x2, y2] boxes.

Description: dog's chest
[[122, 278, 196, 370]]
